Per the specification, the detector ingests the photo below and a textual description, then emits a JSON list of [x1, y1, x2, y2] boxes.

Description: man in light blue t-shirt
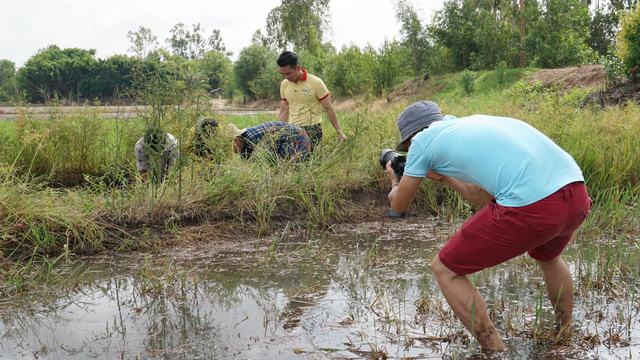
[[384, 101, 592, 351]]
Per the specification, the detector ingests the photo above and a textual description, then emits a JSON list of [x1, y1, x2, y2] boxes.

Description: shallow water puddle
[[1, 218, 638, 359]]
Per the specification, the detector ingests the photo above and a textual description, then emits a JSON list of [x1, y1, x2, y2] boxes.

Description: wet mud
[[0, 216, 638, 359]]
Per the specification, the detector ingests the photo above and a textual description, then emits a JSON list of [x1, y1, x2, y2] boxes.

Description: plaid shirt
[[241, 121, 310, 161]]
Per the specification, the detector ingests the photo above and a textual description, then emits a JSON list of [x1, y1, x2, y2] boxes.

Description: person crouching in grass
[[135, 126, 179, 183], [226, 121, 310, 163]]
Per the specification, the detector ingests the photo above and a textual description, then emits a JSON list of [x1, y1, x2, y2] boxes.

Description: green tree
[[166, 23, 190, 58], [470, 1, 513, 69], [589, 6, 619, 56], [251, 29, 270, 47], [127, 26, 159, 59], [367, 40, 406, 100], [16, 45, 99, 103], [610, 0, 639, 10], [616, 3, 640, 81], [234, 44, 279, 99], [429, 0, 518, 71], [166, 23, 228, 59], [324, 45, 372, 96], [265, 0, 331, 54], [395, 0, 432, 78], [523, 0, 596, 68], [0, 59, 17, 102], [430, 0, 480, 70], [588, 1, 640, 56], [207, 29, 227, 53], [186, 23, 207, 59], [82, 55, 142, 100], [199, 50, 233, 95]]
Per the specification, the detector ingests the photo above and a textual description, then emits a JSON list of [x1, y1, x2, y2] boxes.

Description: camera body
[[380, 149, 406, 179]]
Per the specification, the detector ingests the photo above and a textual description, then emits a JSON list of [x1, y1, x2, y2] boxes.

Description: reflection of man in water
[[385, 101, 592, 351], [277, 51, 346, 152]]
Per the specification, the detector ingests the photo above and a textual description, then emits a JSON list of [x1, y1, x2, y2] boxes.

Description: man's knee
[[431, 254, 454, 281]]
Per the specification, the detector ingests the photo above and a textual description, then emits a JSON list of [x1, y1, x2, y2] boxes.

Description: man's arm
[[427, 169, 493, 206], [320, 95, 346, 141], [385, 162, 423, 213], [279, 100, 289, 123]]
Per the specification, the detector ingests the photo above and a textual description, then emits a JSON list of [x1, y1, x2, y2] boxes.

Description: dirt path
[[0, 101, 278, 120]]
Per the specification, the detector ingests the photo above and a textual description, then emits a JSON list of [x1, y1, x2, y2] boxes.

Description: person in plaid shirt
[[226, 121, 310, 162]]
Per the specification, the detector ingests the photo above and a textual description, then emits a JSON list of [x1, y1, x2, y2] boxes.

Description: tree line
[[0, 0, 638, 104]]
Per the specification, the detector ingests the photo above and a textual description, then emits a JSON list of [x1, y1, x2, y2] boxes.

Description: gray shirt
[[135, 133, 180, 174]]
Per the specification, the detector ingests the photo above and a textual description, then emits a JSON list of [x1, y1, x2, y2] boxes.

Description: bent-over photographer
[[384, 101, 592, 351]]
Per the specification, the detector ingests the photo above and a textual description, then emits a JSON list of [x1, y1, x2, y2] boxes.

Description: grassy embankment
[[0, 68, 638, 295]]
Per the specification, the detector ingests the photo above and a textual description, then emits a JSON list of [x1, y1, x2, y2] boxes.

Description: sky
[[0, 0, 445, 69]]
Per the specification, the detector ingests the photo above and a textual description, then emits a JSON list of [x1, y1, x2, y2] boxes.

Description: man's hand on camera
[[385, 161, 399, 186]]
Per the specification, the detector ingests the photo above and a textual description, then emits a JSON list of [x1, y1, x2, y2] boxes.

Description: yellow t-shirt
[[280, 69, 329, 127]]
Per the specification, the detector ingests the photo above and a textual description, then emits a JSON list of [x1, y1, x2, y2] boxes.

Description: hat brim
[[396, 139, 410, 152], [226, 124, 247, 137]]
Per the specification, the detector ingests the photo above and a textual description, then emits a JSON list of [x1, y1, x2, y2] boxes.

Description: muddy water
[[0, 218, 638, 359]]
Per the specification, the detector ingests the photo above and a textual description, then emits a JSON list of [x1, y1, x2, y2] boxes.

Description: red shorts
[[438, 182, 592, 275]]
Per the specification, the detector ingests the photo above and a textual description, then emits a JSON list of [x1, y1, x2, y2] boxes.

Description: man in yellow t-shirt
[[277, 51, 346, 152]]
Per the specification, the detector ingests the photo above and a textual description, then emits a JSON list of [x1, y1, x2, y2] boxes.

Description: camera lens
[[380, 149, 397, 170]]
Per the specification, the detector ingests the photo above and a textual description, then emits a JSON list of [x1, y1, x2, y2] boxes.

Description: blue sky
[[1, 0, 444, 68]]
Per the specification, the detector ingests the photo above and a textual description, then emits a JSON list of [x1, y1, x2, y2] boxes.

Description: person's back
[[241, 121, 310, 161], [135, 129, 179, 182], [404, 115, 584, 206]]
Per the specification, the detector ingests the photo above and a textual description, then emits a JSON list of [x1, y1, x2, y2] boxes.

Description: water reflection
[[0, 219, 638, 359]]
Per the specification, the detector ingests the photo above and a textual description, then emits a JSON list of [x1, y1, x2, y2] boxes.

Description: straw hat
[[226, 123, 247, 137]]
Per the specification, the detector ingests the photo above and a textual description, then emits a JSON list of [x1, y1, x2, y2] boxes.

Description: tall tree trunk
[[520, 0, 525, 68], [511, 0, 518, 67]]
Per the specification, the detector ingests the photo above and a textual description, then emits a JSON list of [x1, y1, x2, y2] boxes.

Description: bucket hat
[[396, 101, 443, 152]]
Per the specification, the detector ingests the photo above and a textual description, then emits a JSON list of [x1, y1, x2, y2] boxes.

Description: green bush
[[601, 54, 628, 86], [458, 69, 476, 95], [496, 60, 508, 87]]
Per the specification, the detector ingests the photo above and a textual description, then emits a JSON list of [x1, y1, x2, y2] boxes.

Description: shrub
[[496, 60, 508, 87], [458, 69, 476, 95], [601, 54, 628, 87]]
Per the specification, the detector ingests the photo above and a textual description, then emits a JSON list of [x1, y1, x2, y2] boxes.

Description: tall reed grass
[[0, 69, 638, 271]]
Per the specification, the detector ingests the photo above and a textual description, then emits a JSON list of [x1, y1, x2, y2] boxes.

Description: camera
[[380, 149, 406, 179]]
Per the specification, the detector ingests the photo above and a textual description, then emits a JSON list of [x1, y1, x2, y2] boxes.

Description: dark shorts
[[438, 182, 592, 275]]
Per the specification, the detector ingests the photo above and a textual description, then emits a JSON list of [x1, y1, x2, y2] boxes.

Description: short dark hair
[[277, 51, 298, 68], [194, 118, 219, 157], [144, 126, 165, 153], [196, 117, 219, 135]]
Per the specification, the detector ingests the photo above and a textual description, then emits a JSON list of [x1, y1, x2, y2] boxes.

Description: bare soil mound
[[530, 64, 607, 90], [530, 64, 640, 106]]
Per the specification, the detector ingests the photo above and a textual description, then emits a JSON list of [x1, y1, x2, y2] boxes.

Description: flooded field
[[0, 216, 638, 359]]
